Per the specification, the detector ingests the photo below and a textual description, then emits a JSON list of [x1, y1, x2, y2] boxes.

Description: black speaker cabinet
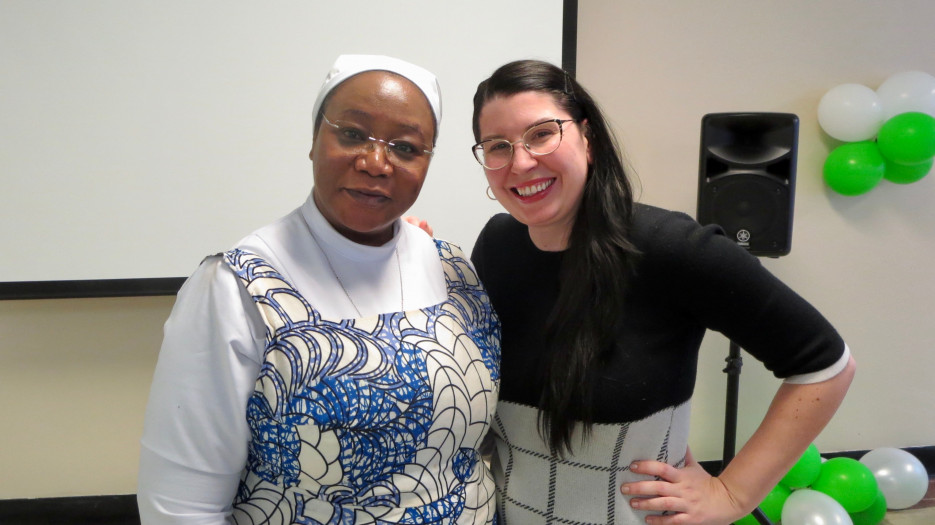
[[696, 112, 799, 257]]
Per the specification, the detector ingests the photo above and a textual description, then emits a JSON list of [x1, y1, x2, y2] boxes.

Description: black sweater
[[471, 204, 845, 424]]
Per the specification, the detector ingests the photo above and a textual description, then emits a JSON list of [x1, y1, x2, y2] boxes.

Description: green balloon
[[781, 443, 822, 488], [884, 157, 933, 184], [760, 483, 792, 521], [877, 111, 935, 165], [732, 484, 791, 525], [850, 489, 887, 525], [811, 457, 879, 513], [823, 141, 885, 196]]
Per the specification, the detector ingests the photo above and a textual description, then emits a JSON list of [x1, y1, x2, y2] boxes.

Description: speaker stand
[[722, 340, 773, 525]]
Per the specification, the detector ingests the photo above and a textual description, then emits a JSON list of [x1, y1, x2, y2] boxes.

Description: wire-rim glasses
[[320, 113, 434, 169], [472, 119, 577, 170]]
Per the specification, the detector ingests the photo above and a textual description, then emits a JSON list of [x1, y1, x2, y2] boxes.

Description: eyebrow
[[332, 108, 430, 141], [480, 117, 562, 142]]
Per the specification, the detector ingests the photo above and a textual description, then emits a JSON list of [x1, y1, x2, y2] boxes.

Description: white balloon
[[876, 70, 935, 119], [781, 489, 854, 525], [860, 447, 929, 509], [818, 83, 885, 142]]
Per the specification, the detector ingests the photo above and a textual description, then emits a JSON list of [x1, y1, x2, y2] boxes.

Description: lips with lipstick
[[513, 179, 555, 198]]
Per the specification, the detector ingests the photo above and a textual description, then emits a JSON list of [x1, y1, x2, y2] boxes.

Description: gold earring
[[486, 186, 497, 200]]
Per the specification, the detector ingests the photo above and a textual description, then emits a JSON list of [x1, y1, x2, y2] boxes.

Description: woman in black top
[[469, 59, 855, 524]]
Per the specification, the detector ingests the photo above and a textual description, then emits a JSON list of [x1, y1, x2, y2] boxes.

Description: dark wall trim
[[0, 277, 185, 300], [562, 0, 578, 76], [0, 494, 139, 525]]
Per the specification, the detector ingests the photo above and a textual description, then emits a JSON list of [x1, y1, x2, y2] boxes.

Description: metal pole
[[722, 340, 773, 525]]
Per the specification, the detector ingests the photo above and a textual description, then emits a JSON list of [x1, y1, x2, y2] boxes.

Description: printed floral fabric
[[224, 240, 500, 524]]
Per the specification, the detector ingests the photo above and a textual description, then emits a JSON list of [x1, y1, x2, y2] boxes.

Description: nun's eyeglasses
[[321, 114, 434, 169], [472, 119, 577, 170]]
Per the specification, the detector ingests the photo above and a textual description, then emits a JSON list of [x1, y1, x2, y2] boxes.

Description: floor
[[880, 477, 935, 525]]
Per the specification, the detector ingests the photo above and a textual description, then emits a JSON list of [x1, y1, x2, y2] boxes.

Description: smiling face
[[477, 91, 591, 250], [310, 71, 435, 246]]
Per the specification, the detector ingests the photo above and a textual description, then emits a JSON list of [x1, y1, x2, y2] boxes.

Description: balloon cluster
[[818, 71, 935, 195], [734, 444, 929, 525]]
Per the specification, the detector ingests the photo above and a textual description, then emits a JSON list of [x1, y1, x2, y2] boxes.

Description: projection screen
[[0, 1, 574, 298]]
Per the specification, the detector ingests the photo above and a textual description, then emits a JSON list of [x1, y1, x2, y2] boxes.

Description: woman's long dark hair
[[472, 60, 639, 456]]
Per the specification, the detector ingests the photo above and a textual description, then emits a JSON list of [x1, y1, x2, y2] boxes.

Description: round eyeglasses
[[320, 114, 434, 169], [472, 119, 578, 170]]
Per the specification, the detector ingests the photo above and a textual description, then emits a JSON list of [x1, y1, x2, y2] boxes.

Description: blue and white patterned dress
[[224, 239, 501, 524]]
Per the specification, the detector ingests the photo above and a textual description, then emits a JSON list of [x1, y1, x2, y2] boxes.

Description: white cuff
[[783, 344, 851, 385]]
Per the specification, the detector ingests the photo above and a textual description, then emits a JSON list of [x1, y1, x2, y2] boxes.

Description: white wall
[[0, 296, 173, 498], [577, 1, 935, 461]]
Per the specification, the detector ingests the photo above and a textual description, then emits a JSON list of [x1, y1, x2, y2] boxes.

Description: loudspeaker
[[696, 112, 799, 257]]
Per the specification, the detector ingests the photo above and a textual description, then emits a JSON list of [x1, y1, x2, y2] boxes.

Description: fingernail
[[630, 462, 639, 471], [630, 499, 640, 509], [621, 485, 630, 494]]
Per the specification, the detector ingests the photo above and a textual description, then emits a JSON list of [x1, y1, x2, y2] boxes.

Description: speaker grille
[[696, 113, 798, 257], [699, 175, 790, 253]]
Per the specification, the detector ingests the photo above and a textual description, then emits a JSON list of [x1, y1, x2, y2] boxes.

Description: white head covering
[[312, 54, 442, 142]]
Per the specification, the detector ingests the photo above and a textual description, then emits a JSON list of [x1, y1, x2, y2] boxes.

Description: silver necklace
[[310, 229, 404, 317]]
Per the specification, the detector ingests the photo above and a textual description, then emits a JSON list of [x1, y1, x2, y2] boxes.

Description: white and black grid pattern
[[490, 400, 691, 524]]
